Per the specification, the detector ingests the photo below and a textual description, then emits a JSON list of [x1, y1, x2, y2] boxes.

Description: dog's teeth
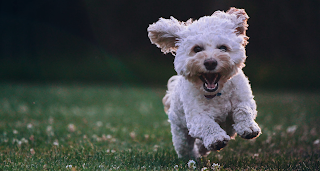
[[205, 83, 212, 90]]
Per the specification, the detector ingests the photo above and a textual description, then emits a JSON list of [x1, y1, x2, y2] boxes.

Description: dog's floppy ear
[[227, 7, 249, 39], [148, 17, 184, 54]]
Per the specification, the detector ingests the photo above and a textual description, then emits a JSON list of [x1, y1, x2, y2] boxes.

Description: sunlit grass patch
[[0, 83, 319, 170]]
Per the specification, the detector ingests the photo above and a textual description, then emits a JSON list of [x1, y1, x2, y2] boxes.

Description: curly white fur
[[148, 7, 261, 159]]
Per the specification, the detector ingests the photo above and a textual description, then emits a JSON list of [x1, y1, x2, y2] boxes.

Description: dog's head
[[148, 7, 249, 98]]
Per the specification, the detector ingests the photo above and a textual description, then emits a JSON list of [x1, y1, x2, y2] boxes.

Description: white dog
[[147, 7, 261, 159]]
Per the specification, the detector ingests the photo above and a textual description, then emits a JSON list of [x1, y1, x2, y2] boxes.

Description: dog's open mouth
[[199, 73, 221, 92]]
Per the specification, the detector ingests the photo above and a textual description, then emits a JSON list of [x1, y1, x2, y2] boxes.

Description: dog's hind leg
[[162, 75, 180, 114], [193, 139, 210, 157], [170, 123, 197, 159]]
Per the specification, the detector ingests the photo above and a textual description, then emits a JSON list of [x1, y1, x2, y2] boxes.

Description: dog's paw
[[204, 134, 230, 151], [241, 130, 260, 139], [234, 121, 261, 139], [208, 139, 229, 151]]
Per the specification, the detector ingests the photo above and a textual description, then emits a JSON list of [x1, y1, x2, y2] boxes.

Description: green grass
[[0, 83, 319, 170]]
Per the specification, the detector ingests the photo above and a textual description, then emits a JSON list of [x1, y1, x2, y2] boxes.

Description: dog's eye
[[193, 46, 204, 53], [217, 45, 228, 52]]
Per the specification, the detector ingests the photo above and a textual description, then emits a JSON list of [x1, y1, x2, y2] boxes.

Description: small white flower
[[68, 123, 76, 132], [211, 163, 221, 170], [106, 134, 112, 139], [46, 126, 54, 136], [174, 165, 179, 170], [96, 121, 103, 127], [53, 139, 59, 146], [13, 130, 18, 134], [46, 126, 52, 132], [27, 123, 33, 129], [130, 131, 136, 139], [66, 165, 72, 168], [314, 139, 320, 145], [153, 145, 159, 152], [144, 134, 150, 139], [21, 138, 28, 144], [201, 167, 208, 171], [30, 148, 35, 155], [187, 160, 196, 169], [286, 125, 298, 134], [253, 153, 259, 157]]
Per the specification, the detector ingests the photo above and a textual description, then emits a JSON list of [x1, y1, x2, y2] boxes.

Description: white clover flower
[[27, 123, 33, 129], [144, 134, 150, 139], [201, 167, 208, 171], [96, 121, 103, 127], [30, 148, 35, 155], [187, 160, 196, 169], [253, 153, 259, 157], [21, 138, 28, 144], [66, 165, 72, 168], [46, 126, 54, 136], [53, 139, 59, 146], [46, 126, 52, 132], [174, 165, 179, 170], [106, 134, 112, 139], [13, 129, 18, 134], [68, 123, 76, 132], [130, 131, 136, 139], [286, 125, 298, 134], [211, 163, 221, 170], [153, 145, 159, 152]]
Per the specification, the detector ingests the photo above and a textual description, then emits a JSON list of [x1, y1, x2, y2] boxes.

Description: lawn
[[0, 83, 319, 170]]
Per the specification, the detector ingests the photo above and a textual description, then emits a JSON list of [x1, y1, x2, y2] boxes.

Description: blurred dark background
[[1, 0, 319, 89]]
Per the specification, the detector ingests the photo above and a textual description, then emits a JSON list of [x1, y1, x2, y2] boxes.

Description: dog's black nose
[[204, 59, 217, 70]]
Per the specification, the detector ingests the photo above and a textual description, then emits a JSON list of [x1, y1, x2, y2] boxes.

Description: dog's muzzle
[[199, 73, 221, 93]]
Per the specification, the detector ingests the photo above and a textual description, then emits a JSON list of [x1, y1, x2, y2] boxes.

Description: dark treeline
[[0, 0, 319, 88]]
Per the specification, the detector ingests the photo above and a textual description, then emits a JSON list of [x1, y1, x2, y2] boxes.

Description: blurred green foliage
[[0, 0, 319, 89]]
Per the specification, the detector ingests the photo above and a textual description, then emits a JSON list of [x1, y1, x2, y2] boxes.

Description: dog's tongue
[[204, 73, 218, 88]]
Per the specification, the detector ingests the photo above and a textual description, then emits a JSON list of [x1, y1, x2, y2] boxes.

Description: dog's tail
[[162, 75, 180, 114]]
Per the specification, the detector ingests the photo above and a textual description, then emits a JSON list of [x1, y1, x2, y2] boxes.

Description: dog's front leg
[[233, 105, 261, 139], [186, 114, 230, 151]]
